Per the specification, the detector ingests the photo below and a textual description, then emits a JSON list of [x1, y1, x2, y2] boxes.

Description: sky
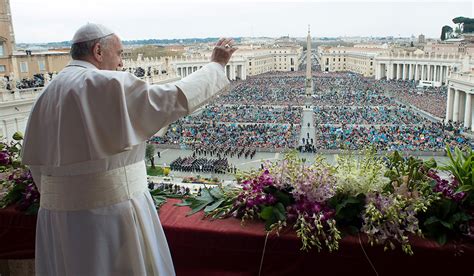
[[10, 0, 474, 43]]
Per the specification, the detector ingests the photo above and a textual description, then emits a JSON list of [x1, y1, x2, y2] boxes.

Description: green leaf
[[204, 198, 225, 213], [274, 190, 292, 206], [275, 202, 286, 214], [8, 147, 19, 153], [436, 233, 447, 246], [187, 200, 212, 216], [209, 187, 224, 199], [456, 185, 472, 193], [424, 158, 437, 169], [260, 206, 273, 220], [12, 132, 23, 141], [199, 187, 215, 201], [439, 220, 453, 229], [273, 206, 286, 221], [423, 216, 439, 226], [174, 201, 192, 207]]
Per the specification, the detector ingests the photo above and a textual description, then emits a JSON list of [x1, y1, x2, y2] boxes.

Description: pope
[[21, 23, 237, 276]]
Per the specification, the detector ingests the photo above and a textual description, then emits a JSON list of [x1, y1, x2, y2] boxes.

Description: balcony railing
[[449, 71, 474, 83], [0, 87, 43, 103], [376, 52, 468, 61]]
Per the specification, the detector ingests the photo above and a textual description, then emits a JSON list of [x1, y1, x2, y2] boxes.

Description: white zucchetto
[[72, 23, 114, 44]]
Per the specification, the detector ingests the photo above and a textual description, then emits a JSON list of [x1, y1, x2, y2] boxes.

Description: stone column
[[459, 92, 466, 123], [446, 87, 454, 122], [231, 65, 236, 80], [453, 89, 460, 122], [471, 102, 474, 131], [414, 64, 419, 81], [421, 64, 425, 80], [464, 92, 472, 128], [436, 65, 440, 82], [408, 64, 412, 80], [442, 66, 446, 83]]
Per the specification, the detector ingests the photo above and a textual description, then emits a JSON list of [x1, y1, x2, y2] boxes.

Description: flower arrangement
[[0, 133, 39, 214], [178, 148, 473, 255]]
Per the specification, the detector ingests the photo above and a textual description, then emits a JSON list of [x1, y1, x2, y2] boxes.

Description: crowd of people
[[315, 122, 470, 151], [193, 105, 302, 124], [150, 71, 472, 154], [169, 156, 230, 174], [376, 80, 447, 118], [192, 144, 257, 159], [151, 122, 300, 149], [215, 73, 307, 105], [313, 104, 424, 125]]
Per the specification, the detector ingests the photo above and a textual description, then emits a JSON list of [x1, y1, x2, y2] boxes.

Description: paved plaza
[[151, 147, 450, 182]]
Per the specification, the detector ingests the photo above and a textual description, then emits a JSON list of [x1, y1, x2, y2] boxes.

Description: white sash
[[40, 161, 148, 211]]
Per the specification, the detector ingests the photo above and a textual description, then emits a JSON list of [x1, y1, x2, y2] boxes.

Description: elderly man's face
[[101, 35, 123, 71]]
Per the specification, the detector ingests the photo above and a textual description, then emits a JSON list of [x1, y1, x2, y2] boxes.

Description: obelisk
[[305, 25, 312, 97]]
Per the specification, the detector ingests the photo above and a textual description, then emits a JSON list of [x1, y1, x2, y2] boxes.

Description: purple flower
[[0, 151, 10, 165], [429, 171, 466, 202]]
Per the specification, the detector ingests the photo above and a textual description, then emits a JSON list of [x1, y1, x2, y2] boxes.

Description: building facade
[[374, 52, 470, 84], [446, 71, 474, 130], [0, 0, 71, 80], [319, 46, 385, 77], [123, 45, 303, 81]]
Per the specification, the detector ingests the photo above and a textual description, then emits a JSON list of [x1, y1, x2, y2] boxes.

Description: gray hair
[[70, 35, 114, 60]]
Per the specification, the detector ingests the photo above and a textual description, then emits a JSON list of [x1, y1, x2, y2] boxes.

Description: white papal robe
[[21, 60, 229, 275]]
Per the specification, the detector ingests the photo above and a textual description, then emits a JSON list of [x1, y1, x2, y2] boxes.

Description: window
[[38, 60, 46, 71], [0, 43, 4, 56], [20, 62, 28, 73], [0, 65, 5, 72]]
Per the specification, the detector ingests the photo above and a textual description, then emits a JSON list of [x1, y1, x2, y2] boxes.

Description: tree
[[440, 25, 453, 40], [452, 17, 474, 34], [463, 18, 474, 33], [453, 16, 468, 33], [145, 144, 156, 169]]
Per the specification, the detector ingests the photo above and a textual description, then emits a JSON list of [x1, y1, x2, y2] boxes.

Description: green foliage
[[0, 181, 26, 208], [145, 144, 155, 169], [150, 189, 184, 210], [260, 203, 287, 231], [464, 23, 474, 33], [176, 185, 240, 218], [328, 193, 366, 234], [147, 166, 164, 176], [453, 16, 468, 25], [441, 25, 453, 40], [451, 16, 474, 34], [420, 198, 471, 245], [12, 132, 23, 141], [441, 145, 474, 205], [384, 151, 436, 194]]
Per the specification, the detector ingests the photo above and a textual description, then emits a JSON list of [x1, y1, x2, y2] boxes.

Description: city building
[[319, 45, 386, 77], [418, 34, 426, 44], [0, 0, 70, 80], [446, 62, 474, 130], [374, 51, 470, 84], [123, 44, 303, 81]]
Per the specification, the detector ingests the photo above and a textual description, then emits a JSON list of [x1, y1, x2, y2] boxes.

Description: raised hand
[[211, 37, 238, 67]]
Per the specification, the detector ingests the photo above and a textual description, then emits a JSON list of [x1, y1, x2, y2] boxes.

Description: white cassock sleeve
[[21, 62, 229, 166]]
